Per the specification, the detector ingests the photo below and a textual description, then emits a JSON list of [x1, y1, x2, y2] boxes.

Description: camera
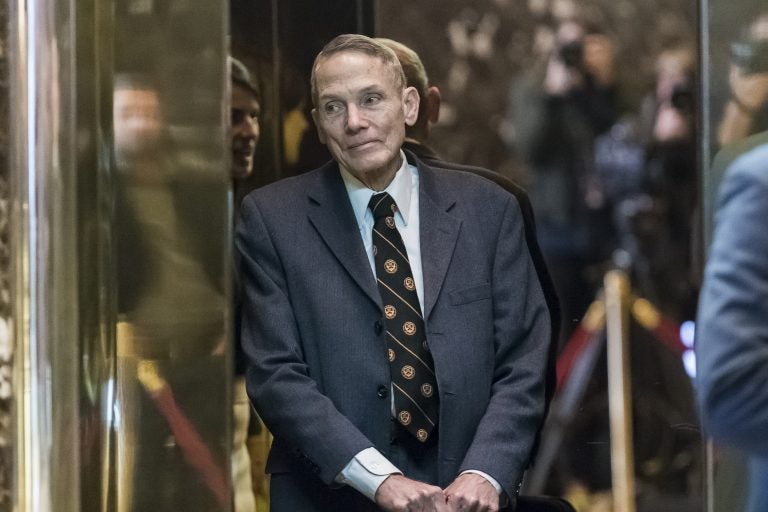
[[670, 83, 694, 112], [559, 40, 584, 68], [730, 39, 768, 75]]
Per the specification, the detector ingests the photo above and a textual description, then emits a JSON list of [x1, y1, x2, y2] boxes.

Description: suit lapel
[[306, 163, 382, 308], [416, 161, 462, 319]]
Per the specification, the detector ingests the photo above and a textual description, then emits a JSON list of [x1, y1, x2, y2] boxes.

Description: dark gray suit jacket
[[697, 144, 768, 512], [235, 153, 550, 510], [402, 141, 561, 439]]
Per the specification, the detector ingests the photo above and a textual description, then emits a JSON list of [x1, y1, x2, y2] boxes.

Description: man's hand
[[375, 474, 450, 512], [444, 473, 500, 512], [653, 104, 691, 142], [543, 57, 582, 96]]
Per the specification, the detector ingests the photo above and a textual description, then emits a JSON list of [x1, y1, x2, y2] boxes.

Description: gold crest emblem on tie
[[369, 192, 438, 442]]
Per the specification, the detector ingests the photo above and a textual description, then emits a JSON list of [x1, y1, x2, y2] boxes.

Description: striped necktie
[[369, 192, 439, 443]]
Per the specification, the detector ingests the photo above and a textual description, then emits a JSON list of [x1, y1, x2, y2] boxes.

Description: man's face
[[230, 83, 261, 180], [311, 51, 418, 185], [113, 87, 163, 160]]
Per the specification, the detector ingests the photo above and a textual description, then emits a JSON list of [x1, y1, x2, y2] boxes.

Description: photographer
[[509, 18, 620, 345], [718, 13, 768, 146], [636, 45, 698, 317]]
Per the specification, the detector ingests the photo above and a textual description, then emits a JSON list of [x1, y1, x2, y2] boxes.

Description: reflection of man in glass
[[113, 74, 228, 512], [711, 13, 768, 227], [717, 13, 768, 146], [113, 75, 165, 176]]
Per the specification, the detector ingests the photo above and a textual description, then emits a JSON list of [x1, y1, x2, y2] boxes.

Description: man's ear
[[402, 86, 420, 127], [310, 108, 327, 144], [426, 86, 441, 125]]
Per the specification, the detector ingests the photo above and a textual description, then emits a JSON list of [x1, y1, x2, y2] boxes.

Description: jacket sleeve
[[235, 194, 373, 484], [696, 155, 768, 457], [458, 195, 551, 496]]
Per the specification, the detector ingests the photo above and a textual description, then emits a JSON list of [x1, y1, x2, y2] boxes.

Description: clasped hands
[[375, 473, 500, 512]]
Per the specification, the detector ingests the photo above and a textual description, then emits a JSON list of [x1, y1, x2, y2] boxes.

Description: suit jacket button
[[377, 385, 388, 399], [374, 320, 383, 336]]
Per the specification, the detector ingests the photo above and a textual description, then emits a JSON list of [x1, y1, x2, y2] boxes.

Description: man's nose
[[345, 104, 368, 131], [242, 116, 259, 140]]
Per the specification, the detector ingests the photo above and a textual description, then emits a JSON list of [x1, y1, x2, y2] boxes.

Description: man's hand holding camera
[[544, 31, 615, 96]]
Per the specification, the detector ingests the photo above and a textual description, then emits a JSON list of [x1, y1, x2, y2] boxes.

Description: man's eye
[[231, 109, 246, 125], [363, 94, 381, 105], [324, 102, 343, 115]]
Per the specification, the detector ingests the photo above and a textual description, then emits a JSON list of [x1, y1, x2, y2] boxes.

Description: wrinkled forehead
[[320, 50, 399, 79], [313, 50, 403, 100]]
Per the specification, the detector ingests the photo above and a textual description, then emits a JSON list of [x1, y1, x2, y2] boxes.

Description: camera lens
[[671, 84, 694, 112], [559, 41, 584, 68]]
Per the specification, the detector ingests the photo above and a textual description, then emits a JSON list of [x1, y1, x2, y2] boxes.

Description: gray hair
[[310, 34, 406, 106]]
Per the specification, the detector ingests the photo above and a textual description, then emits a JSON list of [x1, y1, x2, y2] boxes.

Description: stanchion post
[[604, 270, 636, 512]]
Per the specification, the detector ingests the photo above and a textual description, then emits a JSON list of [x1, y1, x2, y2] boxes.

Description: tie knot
[[368, 192, 398, 220]]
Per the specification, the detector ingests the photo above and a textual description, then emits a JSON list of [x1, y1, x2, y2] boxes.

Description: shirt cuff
[[335, 447, 402, 501], [460, 469, 504, 495], [459, 470, 512, 508]]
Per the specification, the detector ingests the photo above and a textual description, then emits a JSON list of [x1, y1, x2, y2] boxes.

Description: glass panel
[[699, 1, 768, 511], [112, 0, 230, 510]]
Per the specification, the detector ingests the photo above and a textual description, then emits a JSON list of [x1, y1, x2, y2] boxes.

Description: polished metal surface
[[604, 270, 635, 512], [0, 2, 13, 511], [10, 0, 80, 510], [8, 0, 230, 510]]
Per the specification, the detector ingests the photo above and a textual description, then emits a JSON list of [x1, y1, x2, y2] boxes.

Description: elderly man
[[236, 34, 549, 512]]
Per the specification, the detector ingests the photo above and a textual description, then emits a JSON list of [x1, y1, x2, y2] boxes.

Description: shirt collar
[[340, 150, 414, 226]]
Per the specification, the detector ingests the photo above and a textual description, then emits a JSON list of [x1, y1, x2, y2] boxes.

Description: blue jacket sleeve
[[696, 145, 768, 457]]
